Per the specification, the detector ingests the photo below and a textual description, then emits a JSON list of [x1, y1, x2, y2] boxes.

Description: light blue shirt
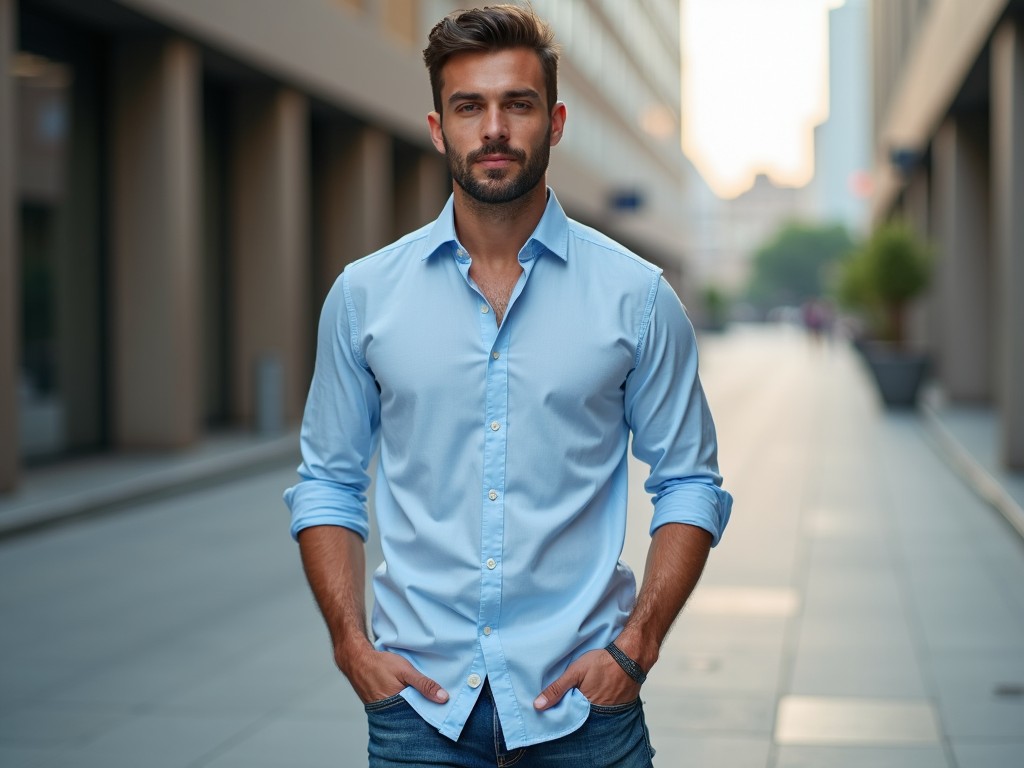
[[284, 190, 731, 749]]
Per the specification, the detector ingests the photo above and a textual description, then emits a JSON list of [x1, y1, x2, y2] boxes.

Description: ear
[[549, 102, 567, 147], [427, 111, 446, 155]]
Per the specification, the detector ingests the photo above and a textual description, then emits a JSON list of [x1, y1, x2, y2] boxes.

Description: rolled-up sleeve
[[283, 272, 380, 541], [624, 276, 732, 545]]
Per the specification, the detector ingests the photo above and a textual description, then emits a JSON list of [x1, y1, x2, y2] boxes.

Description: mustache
[[467, 142, 527, 163]]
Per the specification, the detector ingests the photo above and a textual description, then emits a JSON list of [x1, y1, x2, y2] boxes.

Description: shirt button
[[488, 490, 498, 501], [490, 421, 500, 431], [483, 626, 492, 636], [492, 351, 500, 360], [480, 305, 490, 314], [486, 558, 496, 569], [467, 673, 482, 688]]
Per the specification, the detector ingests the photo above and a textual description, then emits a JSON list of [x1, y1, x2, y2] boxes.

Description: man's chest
[[359, 275, 639, 417]]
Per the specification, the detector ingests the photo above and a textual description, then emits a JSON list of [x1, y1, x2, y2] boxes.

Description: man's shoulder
[[565, 219, 663, 279], [345, 222, 435, 278]]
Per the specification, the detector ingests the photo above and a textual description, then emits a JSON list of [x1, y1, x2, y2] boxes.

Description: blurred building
[[869, 0, 1024, 469], [0, 0, 694, 490], [707, 173, 812, 297], [810, 0, 871, 236]]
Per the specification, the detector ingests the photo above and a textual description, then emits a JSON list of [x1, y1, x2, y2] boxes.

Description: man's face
[[428, 48, 565, 205]]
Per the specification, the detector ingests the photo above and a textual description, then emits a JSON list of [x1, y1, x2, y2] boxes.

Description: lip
[[476, 154, 516, 167]]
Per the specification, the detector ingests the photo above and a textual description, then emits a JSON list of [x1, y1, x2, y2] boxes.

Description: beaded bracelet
[[605, 641, 647, 684]]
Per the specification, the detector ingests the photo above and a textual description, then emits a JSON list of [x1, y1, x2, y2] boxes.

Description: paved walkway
[[1, 326, 1023, 767]]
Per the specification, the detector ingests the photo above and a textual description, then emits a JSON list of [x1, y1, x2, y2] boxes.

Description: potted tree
[[700, 285, 730, 332], [838, 221, 932, 407]]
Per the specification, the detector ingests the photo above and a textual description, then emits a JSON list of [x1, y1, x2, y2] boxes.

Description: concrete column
[[231, 88, 309, 428], [110, 38, 201, 449], [0, 0, 18, 490], [992, 19, 1024, 469], [394, 151, 448, 240], [56, 43, 103, 451], [315, 124, 393, 306], [933, 114, 992, 401], [900, 168, 932, 353]]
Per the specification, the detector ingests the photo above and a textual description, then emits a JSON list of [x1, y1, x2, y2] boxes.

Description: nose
[[481, 105, 509, 142]]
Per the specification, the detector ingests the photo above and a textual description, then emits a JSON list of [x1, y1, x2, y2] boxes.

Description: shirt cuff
[[649, 481, 733, 546], [284, 481, 370, 542]]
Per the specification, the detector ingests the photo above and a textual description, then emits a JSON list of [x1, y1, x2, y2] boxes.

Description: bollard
[[255, 354, 284, 435]]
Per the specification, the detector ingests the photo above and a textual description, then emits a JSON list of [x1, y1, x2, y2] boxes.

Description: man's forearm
[[297, 524, 450, 704], [616, 522, 712, 672], [297, 525, 374, 669]]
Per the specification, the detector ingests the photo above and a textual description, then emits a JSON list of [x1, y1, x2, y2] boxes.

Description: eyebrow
[[447, 88, 541, 105]]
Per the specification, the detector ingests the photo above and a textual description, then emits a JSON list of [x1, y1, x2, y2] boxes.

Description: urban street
[[3, 326, 1024, 767]]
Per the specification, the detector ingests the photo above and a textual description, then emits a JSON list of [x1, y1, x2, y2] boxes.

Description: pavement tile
[[32, 714, 257, 768], [0, 747, 56, 768], [151, 645, 335, 718], [195, 715, 368, 768], [788, 647, 928, 698], [278, 675, 364, 719], [774, 744, 952, 767], [795, 611, 917, 653], [645, 733, 770, 768], [950, 740, 1024, 768], [640, 690, 776, 735], [0, 705, 123, 748], [774, 696, 941, 746]]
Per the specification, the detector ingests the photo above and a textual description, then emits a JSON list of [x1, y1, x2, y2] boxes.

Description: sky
[[682, 0, 843, 199]]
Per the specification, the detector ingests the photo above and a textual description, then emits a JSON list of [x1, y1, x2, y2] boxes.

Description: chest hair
[[473, 268, 521, 325]]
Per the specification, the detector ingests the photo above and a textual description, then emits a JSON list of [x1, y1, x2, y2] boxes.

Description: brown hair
[[423, 4, 559, 115]]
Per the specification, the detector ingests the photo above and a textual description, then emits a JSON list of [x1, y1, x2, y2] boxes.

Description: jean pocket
[[589, 698, 640, 715], [363, 692, 406, 713]]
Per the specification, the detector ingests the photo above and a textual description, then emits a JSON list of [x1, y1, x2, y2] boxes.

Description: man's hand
[[338, 639, 449, 705], [297, 526, 448, 706], [533, 647, 640, 710]]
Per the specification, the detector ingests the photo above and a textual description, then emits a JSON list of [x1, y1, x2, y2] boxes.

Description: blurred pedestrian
[[802, 297, 832, 346], [284, 5, 732, 766]]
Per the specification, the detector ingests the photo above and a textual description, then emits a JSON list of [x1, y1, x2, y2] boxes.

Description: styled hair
[[423, 4, 559, 115]]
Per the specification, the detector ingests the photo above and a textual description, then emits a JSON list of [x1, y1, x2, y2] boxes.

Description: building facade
[[0, 0, 693, 490], [870, 0, 1024, 468], [811, 0, 872, 236]]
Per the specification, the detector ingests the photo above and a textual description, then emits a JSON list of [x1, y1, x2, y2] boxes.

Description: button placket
[[477, 322, 510, 668]]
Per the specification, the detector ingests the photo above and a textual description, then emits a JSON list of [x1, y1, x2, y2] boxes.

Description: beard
[[443, 125, 551, 205]]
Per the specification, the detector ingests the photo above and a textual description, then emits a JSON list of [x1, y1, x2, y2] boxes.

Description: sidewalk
[[919, 393, 1024, 540], [0, 430, 299, 539], [665, 326, 1024, 767], [1, 325, 1022, 767]]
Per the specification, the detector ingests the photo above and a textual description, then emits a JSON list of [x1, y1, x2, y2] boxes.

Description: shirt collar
[[421, 187, 570, 263]]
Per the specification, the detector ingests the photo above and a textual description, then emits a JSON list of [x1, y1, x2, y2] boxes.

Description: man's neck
[[452, 181, 548, 267]]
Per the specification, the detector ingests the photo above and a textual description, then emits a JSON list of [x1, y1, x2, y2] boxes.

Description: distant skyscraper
[[813, 0, 872, 235]]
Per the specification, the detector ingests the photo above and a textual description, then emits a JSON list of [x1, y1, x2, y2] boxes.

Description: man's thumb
[[534, 669, 578, 711], [405, 669, 449, 704]]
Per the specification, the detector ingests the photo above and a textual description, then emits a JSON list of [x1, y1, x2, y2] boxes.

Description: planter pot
[[861, 342, 929, 408]]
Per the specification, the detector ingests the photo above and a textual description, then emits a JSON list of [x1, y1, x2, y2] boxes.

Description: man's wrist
[[333, 633, 375, 675], [605, 642, 647, 684], [612, 628, 659, 672]]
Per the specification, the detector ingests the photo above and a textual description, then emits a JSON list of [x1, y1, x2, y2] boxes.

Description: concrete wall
[[0, 0, 18, 490], [992, 18, 1024, 468], [932, 115, 993, 401]]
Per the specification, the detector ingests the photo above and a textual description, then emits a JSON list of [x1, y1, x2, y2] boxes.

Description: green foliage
[[837, 220, 931, 344], [745, 222, 855, 312], [700, 284, 730, 330]]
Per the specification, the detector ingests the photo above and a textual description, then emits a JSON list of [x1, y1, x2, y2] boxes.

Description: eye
[[509, 101, 531, 110], [455, 103, 479, 113]]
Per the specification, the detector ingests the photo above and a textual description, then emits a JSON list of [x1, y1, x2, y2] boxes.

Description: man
[[284, 5, 732, 766]]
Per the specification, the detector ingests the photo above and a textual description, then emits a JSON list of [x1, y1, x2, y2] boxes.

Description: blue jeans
[[366, 681, 656, 767]]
